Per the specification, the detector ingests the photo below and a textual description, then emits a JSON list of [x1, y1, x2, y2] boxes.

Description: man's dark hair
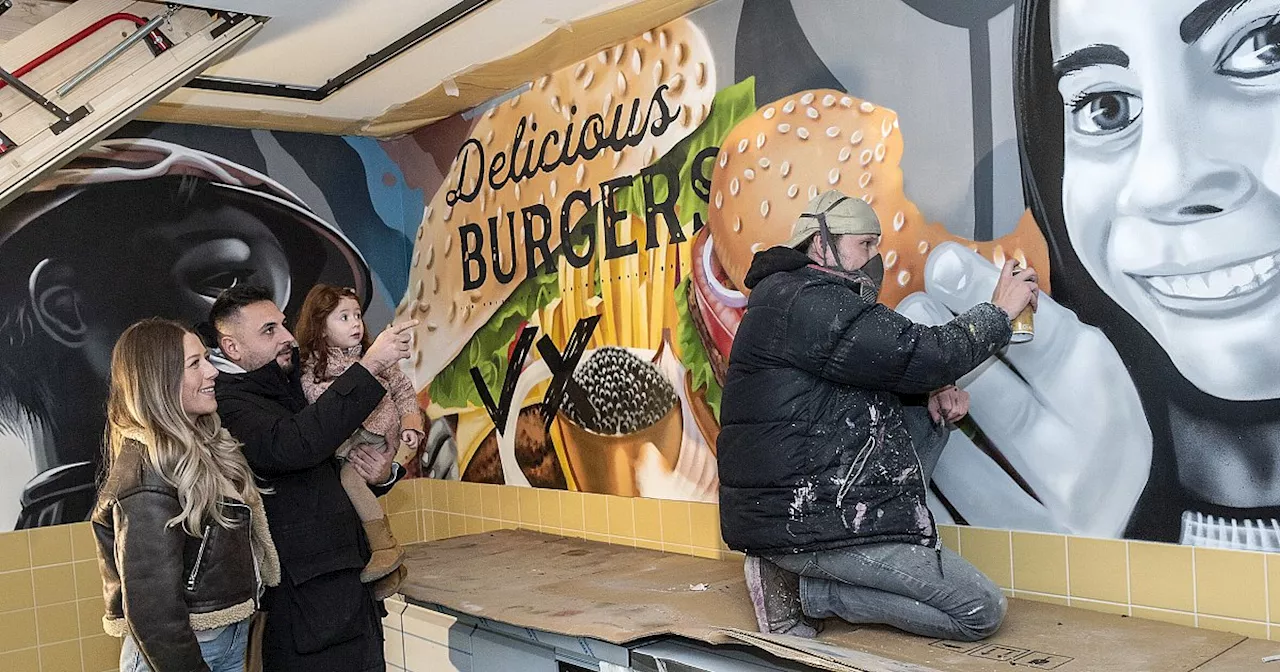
[[209, 284, 275, 334]]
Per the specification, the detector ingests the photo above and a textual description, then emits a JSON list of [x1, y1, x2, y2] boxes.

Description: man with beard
[[208, 284, 415, 671], [717, 191, 1039, 641]]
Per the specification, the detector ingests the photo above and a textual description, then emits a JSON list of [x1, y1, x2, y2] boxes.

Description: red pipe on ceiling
[[0, 12, 160, 92]]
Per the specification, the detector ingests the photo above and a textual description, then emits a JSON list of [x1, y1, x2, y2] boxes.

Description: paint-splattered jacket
[[717, 247, 1011, 555]]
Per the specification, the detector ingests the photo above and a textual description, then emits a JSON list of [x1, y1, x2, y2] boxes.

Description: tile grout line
[[77, 627, 88, 672], [685, 504, 693, 556], [1123, 540, 1133, 616], [1194, 614, 1270, 625], [1122, 603, 1194, 617], [25, 528, 44, 666], [1063, 535, 1072, 608], [1069, 596, 1133, 608], [605, 495, 619, 542], [563, 488, 573, 532], [1191, 546, 1199, 628], [546, 490, 559, 530], [1267, 554, 1273, 641], [654, 498, 663, 547], [1006, 531, 1014, 593], [624, 491, 634, 545]]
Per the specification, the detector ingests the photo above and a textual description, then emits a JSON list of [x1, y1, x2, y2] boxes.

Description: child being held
[[297, 284, 423, 594]]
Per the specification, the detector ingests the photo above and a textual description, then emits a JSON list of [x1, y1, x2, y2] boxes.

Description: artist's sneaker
[[743, 555, 819, 638]]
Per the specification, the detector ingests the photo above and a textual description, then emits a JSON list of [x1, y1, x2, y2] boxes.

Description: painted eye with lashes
[[1068, 91, 1143, 136], [1217, 18, 1280, 78]]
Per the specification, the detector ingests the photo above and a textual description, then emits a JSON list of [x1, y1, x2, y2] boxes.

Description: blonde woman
[[93, 318, 280, 672]]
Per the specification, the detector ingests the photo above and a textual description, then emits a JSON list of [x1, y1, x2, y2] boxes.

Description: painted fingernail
[[925, 243, 973, 298]]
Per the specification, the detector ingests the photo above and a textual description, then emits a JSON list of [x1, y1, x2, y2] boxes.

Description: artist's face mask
[[856, 253, 885, 302]]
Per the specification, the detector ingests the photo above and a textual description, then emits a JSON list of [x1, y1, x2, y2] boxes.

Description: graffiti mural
[[0, 126, 419, 531], [3, 0, 1275, 552], [399, 0, 1280, 549]]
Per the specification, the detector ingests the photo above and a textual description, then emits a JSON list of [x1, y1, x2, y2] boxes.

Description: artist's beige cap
[[784, 189, 881, 249]]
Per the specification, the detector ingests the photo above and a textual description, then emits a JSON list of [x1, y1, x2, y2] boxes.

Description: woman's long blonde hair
[[105, 318, 263, 535]]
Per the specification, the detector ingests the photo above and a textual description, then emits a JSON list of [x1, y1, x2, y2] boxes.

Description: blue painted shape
[[343, 135, 426, 300]]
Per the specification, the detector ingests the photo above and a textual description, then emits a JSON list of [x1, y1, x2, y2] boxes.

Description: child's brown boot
[[372, 564, 408, 601], [361, 516, 405, 583]]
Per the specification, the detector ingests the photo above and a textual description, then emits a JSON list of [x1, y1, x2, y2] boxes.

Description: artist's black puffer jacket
[[717, 247, 1011, 555]]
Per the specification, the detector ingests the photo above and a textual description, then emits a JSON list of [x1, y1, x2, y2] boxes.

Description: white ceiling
[[167, 0, 640, 134], [185, 0, 467, 88]]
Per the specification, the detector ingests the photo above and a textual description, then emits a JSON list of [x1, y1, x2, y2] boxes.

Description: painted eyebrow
[[1053, 44, 1130, 81], [1180, 0, 1251, 45]]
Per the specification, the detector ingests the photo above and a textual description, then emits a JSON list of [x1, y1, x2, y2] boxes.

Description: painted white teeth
[[1143, 252, 1280, 300]]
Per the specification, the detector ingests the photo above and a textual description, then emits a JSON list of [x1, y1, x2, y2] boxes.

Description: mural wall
[[1, 0, 1274, 554], [401, 0, 1280, 551], [0, 121, 445, 530]]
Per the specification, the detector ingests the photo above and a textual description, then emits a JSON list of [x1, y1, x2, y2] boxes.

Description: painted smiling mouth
[[1137, 252, 1280, 301]]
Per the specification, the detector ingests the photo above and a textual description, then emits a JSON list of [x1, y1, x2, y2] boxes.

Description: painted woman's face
[[1053, 0, 1280, 400]]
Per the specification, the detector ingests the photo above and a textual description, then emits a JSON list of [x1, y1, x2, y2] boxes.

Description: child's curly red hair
[[295, 284, 372, 383]]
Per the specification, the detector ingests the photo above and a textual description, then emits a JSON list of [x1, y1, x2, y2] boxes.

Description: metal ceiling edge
[[182, 0, 496, 100], [142, 0, 719, 138]]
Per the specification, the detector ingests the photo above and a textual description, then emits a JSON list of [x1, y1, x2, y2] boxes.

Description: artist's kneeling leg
[[773, 544, 1007, 642]]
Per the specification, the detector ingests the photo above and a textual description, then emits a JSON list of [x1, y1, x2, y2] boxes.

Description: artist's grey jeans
[[769, 405, 1007, 642]]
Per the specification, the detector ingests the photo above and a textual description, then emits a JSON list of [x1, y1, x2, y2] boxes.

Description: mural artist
[[207, 284, 415, 671], [0, 138, 372, 531], [718, 191, 1039, 641]]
